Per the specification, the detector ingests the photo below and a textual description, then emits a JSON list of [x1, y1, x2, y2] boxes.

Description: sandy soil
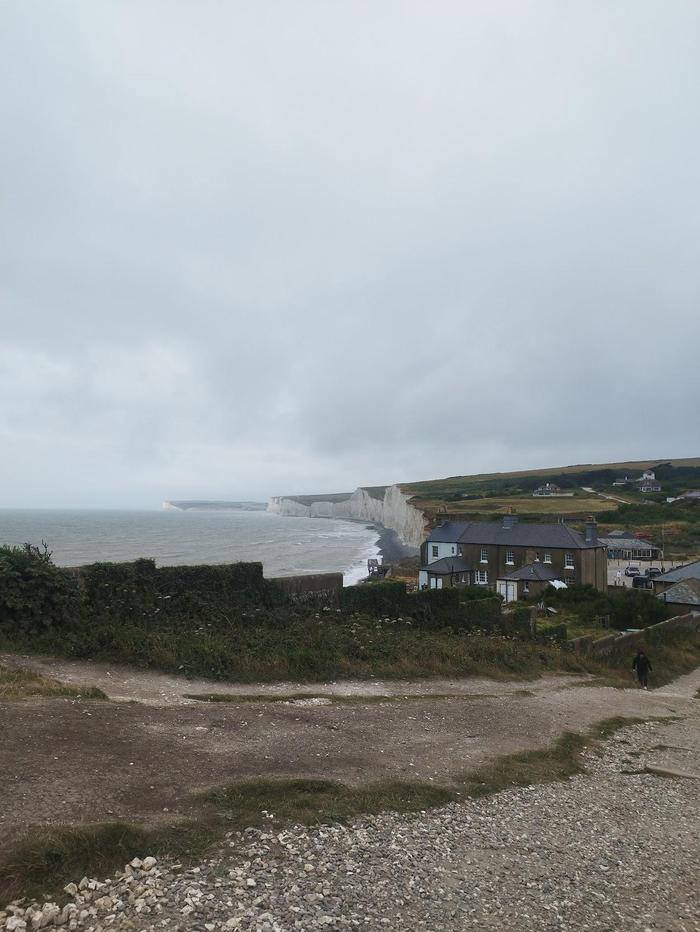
[[1, 653, 698, 855]]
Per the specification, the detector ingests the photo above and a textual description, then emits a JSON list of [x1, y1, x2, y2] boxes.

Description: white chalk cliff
[[268, 485, 427, 549]]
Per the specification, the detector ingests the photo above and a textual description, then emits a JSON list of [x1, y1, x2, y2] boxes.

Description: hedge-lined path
[[2, 653, 699, 858]]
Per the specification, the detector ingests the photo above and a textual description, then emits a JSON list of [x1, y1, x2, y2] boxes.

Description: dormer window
[[431, 545, 438, 558]]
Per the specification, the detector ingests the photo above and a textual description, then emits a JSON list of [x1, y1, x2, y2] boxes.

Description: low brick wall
[[572, 611, 699, 656], [268, 572, 344, 606]]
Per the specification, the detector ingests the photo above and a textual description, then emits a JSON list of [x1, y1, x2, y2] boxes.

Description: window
[[451, 546, 455, 554], [534, 552, 540, 562], [544, 552, 552, 564], [457, 547, 463, 557], [431, 545, 438, 558], [523, 582, 530, 594], [480, 548, 488, 563], [564, 552, 574, 569], [505, 550, 515, 565], [476, 569, 488, 585]]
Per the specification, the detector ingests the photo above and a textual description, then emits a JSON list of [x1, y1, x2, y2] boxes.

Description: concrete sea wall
[[268, 485, 427, 549]]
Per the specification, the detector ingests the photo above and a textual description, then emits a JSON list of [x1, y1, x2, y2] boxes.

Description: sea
[[0, 509, 381, 586]]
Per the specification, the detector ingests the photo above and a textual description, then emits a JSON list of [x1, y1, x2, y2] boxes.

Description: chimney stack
[[584, 516, 597, 544]]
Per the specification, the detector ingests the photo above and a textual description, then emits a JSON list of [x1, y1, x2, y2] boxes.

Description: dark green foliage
[[341, 583, 501, 630], [0, 544, 83, 635], [0, 548, 275, 638], [543, 584, 669, 631], [606, 589, 668, 631], [340, 581, 410, 616], [458, 585, 504, 602], [614, 499, 698, 526], [537, 622, 569, 641], [460, 597, 502, 629], [79, 559, 158, 623]]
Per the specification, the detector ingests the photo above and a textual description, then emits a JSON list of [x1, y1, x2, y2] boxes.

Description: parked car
[[645, 566, 662, 578], [624, 565, 641, 577], [632, 576, 653, 589]]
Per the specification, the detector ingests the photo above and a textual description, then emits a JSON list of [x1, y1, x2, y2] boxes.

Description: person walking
[[632, 648, 652, 690]]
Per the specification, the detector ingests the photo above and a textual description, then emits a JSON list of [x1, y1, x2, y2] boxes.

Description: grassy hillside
[[400, 458, 700, 558], [401, 456, 700, 494]]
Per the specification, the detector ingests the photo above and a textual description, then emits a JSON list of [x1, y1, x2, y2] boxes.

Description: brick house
[[418, 515, 607, 595]]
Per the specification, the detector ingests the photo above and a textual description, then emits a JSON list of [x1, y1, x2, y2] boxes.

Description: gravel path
[[4, 704, 699, 931]]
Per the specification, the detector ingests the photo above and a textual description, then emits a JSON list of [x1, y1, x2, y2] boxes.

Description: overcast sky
[[1, 1, 699, 508]]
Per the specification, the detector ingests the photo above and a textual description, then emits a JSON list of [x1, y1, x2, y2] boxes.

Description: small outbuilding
[[418, 556, 471, 589], [496, 562, 564, 603], [655, 578, 700, 612]]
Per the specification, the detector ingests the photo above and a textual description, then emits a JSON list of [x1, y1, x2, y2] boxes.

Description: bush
[[607, 589, 669, 631], [0, 544, 83, 634]]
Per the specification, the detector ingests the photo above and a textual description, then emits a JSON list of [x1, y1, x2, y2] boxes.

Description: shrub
[[0, 544, 83, 634]]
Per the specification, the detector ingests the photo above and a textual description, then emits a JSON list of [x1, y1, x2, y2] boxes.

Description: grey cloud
[[1, 1, 698, 507]]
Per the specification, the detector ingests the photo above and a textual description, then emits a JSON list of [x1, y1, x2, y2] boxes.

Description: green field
[[417, 495, 617, 516]]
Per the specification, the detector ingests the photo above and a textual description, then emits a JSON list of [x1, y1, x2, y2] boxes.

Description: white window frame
[[564, 552, 574, 569], [505, 550, 515, 565], [480, 548, 488, 563], [544, 552, 552, 564], [476, 569, 488, 585]]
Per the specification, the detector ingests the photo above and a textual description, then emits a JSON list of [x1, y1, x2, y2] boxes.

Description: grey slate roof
[[598, 536, 658, 550], [656, 578, 700, 607], [499, 562, 560, 582], [427, 520, 600, 549], [653, 560, 700, 584], [421, 556, 472, 575]]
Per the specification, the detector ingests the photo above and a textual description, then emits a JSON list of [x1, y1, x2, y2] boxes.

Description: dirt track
[[2, 653, 698, 854]]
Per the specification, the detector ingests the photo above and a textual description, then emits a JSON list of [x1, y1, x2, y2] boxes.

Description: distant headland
[[162, 500, 267, 511]]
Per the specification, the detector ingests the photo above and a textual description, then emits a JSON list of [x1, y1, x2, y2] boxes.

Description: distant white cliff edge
[[267, 485, 426, 549]]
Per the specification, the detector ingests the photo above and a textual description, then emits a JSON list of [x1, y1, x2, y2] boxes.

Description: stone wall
[[570, 611, 699, 656], [267, 572, 344, 606]]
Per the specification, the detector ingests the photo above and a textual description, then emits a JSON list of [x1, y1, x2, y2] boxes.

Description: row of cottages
[[418, 515, 608, 601]]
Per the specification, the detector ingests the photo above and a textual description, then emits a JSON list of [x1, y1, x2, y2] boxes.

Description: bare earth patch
[[2, 653, 698, 861]]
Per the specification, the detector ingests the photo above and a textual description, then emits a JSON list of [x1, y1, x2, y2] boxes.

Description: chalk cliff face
[[268, 485, 427, 548]]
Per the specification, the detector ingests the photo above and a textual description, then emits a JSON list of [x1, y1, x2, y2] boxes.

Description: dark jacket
[[632, 653, 652, 674]]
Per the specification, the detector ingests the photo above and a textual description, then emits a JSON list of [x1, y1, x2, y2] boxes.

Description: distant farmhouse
[[636, 470, 662, 493], [419, 516, 607, 600], [611, 470, 662, 492], [532, 483, 574, 498]]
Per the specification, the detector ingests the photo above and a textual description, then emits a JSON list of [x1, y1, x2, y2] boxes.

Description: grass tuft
[[206, 778, 454, 829], [459, 732, 588, 797], [0, 664, 107, 701]]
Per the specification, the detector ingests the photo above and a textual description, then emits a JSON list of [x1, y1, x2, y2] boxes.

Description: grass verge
[[0, 664, 106, 701], [0, 714, 665, 907]]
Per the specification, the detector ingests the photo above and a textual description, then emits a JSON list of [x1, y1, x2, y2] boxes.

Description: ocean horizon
[[0, 508, 380, 586]]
